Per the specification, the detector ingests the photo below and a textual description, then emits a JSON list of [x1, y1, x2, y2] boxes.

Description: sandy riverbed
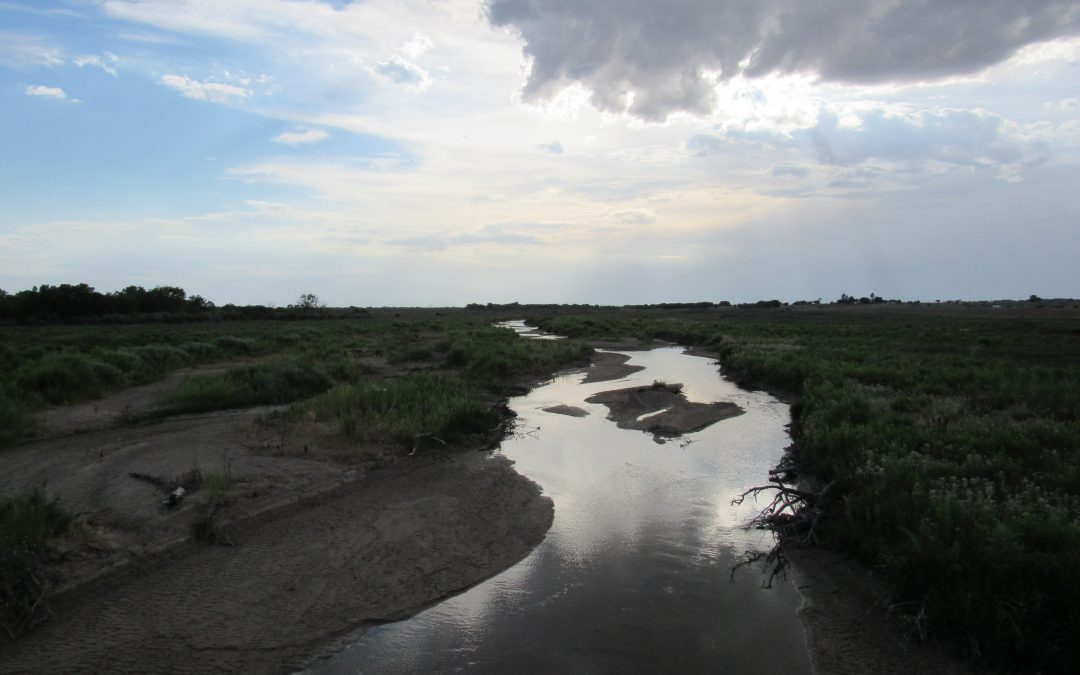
[[0, 369, 554, 673]]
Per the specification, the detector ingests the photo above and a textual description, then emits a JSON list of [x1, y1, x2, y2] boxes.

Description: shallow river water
[[313, 323, 812, 674]]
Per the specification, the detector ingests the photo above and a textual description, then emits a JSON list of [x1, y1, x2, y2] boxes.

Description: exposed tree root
[[730, 461, 832, 588]]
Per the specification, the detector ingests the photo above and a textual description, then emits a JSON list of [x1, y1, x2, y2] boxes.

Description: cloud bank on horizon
[[1, 0, 1078, 305]]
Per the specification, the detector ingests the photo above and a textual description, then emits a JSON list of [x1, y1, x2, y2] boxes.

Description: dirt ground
[[579, 351, 644, 383], [0, 368, 554, 673], [788, 547, 983, 675]]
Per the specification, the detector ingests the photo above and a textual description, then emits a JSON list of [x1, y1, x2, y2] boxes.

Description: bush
[[1, 488, 71, 639], [0, 383, 37, 445], [302, 374, 501, 446], [168, 362, 333, 413], [14, 352, 124, 404], [212, 335, 258, 355]]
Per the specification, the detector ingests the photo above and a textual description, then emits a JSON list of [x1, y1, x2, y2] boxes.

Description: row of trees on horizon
[[0, 283, 1064, 325]]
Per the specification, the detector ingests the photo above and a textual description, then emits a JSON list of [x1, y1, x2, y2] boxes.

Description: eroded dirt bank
[[789, 547, 980, 675], [0, 451, 551, 674]]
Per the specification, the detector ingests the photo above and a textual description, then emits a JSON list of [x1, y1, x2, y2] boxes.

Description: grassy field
[[529, 303, 1080, 671], [1, 313, 591, 443]]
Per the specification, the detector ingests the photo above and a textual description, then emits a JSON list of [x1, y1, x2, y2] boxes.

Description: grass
[[167, 361, 334, 414], [0, 488, 71, 552], [298, 374, 502, 447], [534, 305, 1080, 671], [0, 313, 593, 449], [1, 488, 72, 639]]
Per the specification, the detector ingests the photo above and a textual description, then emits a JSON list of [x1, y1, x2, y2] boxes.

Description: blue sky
[[2, 0, 1079, 305]]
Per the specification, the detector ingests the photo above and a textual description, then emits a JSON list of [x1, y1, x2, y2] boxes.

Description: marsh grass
[[444, 325, 592, 390]]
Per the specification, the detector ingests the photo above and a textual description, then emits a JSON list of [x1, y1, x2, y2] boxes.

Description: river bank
[[0, 449, 551, 673]]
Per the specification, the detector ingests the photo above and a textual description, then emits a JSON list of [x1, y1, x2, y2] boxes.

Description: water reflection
[[313, 339, 810, 674]]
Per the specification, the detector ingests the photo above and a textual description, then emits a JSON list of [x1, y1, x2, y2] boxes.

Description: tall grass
[[300, 374, 502, 447], [443, 325, 592, 390], [168, 361, 334, 413], [0, 488, 71, 552], [1, 488, 72, 639]]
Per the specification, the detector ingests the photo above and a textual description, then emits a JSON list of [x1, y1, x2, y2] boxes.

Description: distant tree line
[[0, 283, 213, 322], [0, 284, 366, 325]]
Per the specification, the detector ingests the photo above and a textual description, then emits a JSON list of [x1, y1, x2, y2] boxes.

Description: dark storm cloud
[[486, 0, 1080, 120]]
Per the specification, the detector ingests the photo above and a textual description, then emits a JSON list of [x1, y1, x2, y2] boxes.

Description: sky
[[1, 0, 1079, 306]]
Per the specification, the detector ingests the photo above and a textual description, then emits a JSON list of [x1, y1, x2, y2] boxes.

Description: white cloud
[[159, 74, 250, 103], [371, 55, 431, 90], [73, 53, 119, 76], [102, 0, 268, 41], [0, 32, 64, 69], [272, 128, 330, 146], [24, 84, 78, 102], [1046, 98, 1080, 113], [400, 32, 434, 58]]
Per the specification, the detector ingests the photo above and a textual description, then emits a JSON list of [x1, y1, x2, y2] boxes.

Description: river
[[312, 322, 812, 673]]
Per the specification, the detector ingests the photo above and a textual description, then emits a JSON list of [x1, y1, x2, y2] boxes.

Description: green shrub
[[14, 352, 124, 404], [0, 488, 71, 551], [302, 374, 501, 446], [212, 335, 258, 355], [168, 361, 333, 413], [179, 341, 218, 359], [0, 383, 37, 445], [0, 488, 71, 640]]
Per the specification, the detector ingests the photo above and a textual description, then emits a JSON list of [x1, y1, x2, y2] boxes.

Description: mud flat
[[579, 351, 644, 383], [585, 382, 743, 440], [0, 450, 551, 674]]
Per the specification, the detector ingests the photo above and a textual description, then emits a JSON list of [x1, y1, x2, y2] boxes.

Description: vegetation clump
[[299, 374, 502, 448], [168, 362, 334, 414], [0, 489, 72, 639]]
